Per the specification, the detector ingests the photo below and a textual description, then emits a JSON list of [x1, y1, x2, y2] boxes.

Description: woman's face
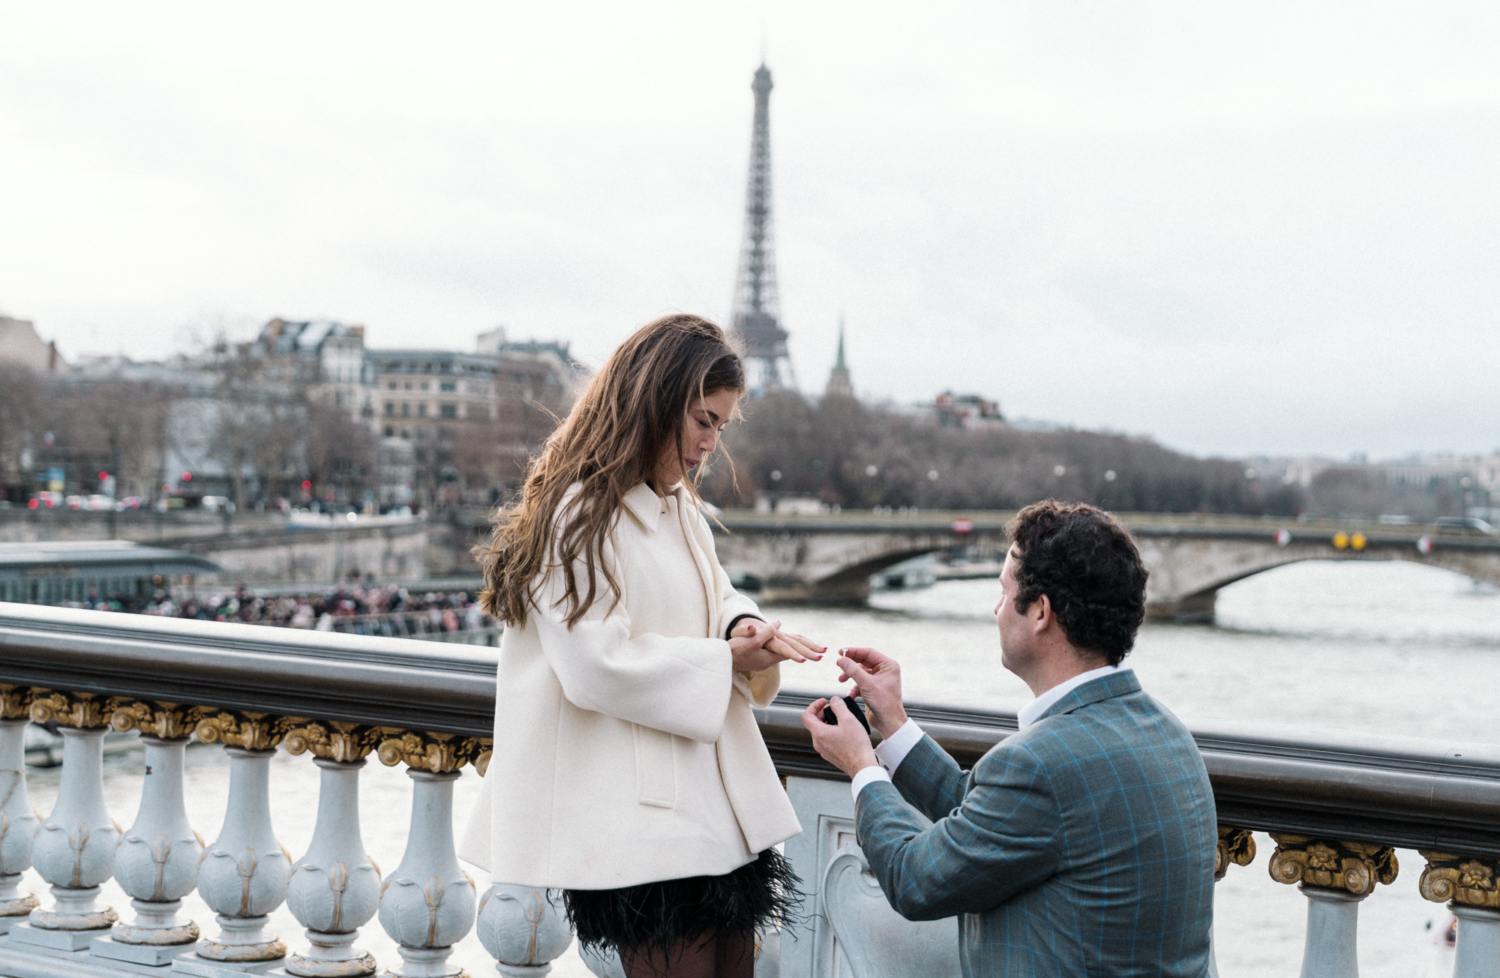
[[654, 387, 740, 487]]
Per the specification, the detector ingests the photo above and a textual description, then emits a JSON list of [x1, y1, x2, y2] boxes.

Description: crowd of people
[[62, 583, 491, 636]]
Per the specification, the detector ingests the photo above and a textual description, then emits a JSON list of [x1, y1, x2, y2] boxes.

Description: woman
[[460, 314, 823, 978]]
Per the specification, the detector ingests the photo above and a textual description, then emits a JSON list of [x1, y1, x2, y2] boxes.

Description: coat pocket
[[632, 723, 677, 809]]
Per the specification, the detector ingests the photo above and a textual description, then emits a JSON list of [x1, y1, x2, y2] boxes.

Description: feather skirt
[[563, 848, 802, 953]]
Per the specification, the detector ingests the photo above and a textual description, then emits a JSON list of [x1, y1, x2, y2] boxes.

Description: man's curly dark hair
[[1007, 500, 1148, 666]]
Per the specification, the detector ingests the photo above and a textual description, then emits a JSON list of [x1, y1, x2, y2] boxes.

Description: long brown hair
[[477, 314, 745, 628]]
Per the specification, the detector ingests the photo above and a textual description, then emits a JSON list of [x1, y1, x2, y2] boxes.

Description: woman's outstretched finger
[[778, 633, 822, 660], [781, 631, 829, 654], [766, 637, 808, 663]]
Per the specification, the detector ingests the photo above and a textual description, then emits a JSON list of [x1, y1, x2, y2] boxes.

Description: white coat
[[457, 481, 802, 889]]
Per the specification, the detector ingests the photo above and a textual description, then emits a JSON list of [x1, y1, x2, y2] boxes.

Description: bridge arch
[[712, 516, 1500, 621]]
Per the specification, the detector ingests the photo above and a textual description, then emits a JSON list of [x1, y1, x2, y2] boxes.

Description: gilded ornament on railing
[[29, 690, 120, 729], [0, 684, 36, 720], [1215, 826, 1256, 881], [374, 728, 489, 774], [283, 720, 382, 763], [195, 710, 301, 751], [109, 700, 207, 740], [1268, 834, 1398, 897], [1417, 851, 1500, 908]]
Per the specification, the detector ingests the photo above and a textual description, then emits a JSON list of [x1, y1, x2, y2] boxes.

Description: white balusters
[[1269, 835, 1397, 978], [1296, 886, 1363, 978], [195, 745, 292, 962], [95, 729, 205, 964], [1450, 905, 1500, 978], [377, 768, 477, 978], [285, 756, 382, 977], [475, 883, 572, 976], [1208, 827, 1256, 978], [0, 714, 40, 931], [16, 693, 121, 951], [1418, 852, 1500, 978]]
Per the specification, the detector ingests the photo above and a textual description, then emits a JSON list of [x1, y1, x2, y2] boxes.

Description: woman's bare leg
[[619, 933, 716, 978], [713, 929, 756, 978]]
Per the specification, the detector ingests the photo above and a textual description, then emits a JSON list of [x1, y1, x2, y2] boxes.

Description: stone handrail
[[757, 692, 1500, 859], [0, 602, 496, 737], [2, 602, 1499, 977]]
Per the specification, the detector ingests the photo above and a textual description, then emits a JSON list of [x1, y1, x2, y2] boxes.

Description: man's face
[[994, 547, 1033, 676]]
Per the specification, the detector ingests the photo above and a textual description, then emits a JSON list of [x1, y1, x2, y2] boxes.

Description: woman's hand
[[729, 618, 826, 672]]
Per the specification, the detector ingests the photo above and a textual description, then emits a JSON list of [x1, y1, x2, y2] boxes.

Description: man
[[802, 500, 1216, 977]]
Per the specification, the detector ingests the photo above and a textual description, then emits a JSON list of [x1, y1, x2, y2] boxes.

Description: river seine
[[20, 559, 1497, 977]]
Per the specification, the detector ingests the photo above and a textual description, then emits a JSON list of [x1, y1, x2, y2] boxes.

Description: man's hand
[[800, 697, 878, 778], [837, 647, 909, 739]]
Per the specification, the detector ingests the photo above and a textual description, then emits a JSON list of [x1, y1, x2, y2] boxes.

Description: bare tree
[[0, 365, 41, 503]]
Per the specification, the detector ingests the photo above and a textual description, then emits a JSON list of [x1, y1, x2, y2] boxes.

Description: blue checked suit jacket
[[854, 669, 1216, 978]]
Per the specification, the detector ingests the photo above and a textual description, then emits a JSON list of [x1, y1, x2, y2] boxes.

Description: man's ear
[[1031, 593, 1052, 634]]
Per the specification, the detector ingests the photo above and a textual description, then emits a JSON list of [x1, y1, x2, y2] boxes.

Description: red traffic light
[[98, 471, 110, 482], [181, 472, 192, 482], [302, 480, 312, 491]]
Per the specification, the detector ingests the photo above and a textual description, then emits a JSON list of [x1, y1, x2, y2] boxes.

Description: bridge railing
[[2, 602, 1498, 977]]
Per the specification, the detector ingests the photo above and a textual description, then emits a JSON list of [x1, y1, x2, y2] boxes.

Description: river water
[[16, 559, 1499, 977]]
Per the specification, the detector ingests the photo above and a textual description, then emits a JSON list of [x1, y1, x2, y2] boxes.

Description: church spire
[[824, 316, 853, 400]]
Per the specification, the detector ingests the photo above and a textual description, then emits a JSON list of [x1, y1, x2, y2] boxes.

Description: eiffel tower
[[730, 64, 796, 394]]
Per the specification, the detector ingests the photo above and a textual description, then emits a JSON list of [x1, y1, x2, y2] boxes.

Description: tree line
[[697, 393, 1301, 515]]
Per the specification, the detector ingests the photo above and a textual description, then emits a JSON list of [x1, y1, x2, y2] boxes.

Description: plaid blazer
[[855, 670, 1216, 978]]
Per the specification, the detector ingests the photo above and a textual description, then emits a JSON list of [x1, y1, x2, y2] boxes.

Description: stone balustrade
[[3, 601, 1500, 977]]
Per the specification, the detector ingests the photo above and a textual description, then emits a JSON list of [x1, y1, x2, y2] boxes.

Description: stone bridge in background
[[711, 512, 1500, 621]]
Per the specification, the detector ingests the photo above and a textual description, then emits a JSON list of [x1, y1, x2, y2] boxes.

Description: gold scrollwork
[[1216, 826, 1256, 881], [283, 720, 382, 763], [0, 684, 38, 721], [194, 710, 300, 751], [1418, 851, 1500, 908], [109, 700, 207, 740], [29, 690, 120, 729], [1268, 834, 1398, 897], [374, 728, 489, 774]]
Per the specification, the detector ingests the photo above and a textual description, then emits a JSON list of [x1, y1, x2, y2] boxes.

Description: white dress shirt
[[850, 663, 1122, 801]]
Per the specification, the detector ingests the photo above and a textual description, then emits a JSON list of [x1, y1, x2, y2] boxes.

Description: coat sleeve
[[699, 510, 780, 708], [855, 741, 1062, 921], [532, 533, 734, 745]]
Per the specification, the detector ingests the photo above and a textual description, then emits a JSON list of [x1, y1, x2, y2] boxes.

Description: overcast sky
[[2, 2, 1497, 460]]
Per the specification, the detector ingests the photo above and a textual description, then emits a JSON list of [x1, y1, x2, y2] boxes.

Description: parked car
[[65, 495, 86, 510], [115, 496, 143, 511], [201, 495, 235, 514], [28, 491, 62, 509], [86, 494, 114, 511]]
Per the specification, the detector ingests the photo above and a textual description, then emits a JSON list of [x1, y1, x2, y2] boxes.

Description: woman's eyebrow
[[702, 408, 724, 424]]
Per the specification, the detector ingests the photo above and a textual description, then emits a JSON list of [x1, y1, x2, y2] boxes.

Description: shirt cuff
[[873, 718, 925, 774], [850, 764, 892, 802]]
